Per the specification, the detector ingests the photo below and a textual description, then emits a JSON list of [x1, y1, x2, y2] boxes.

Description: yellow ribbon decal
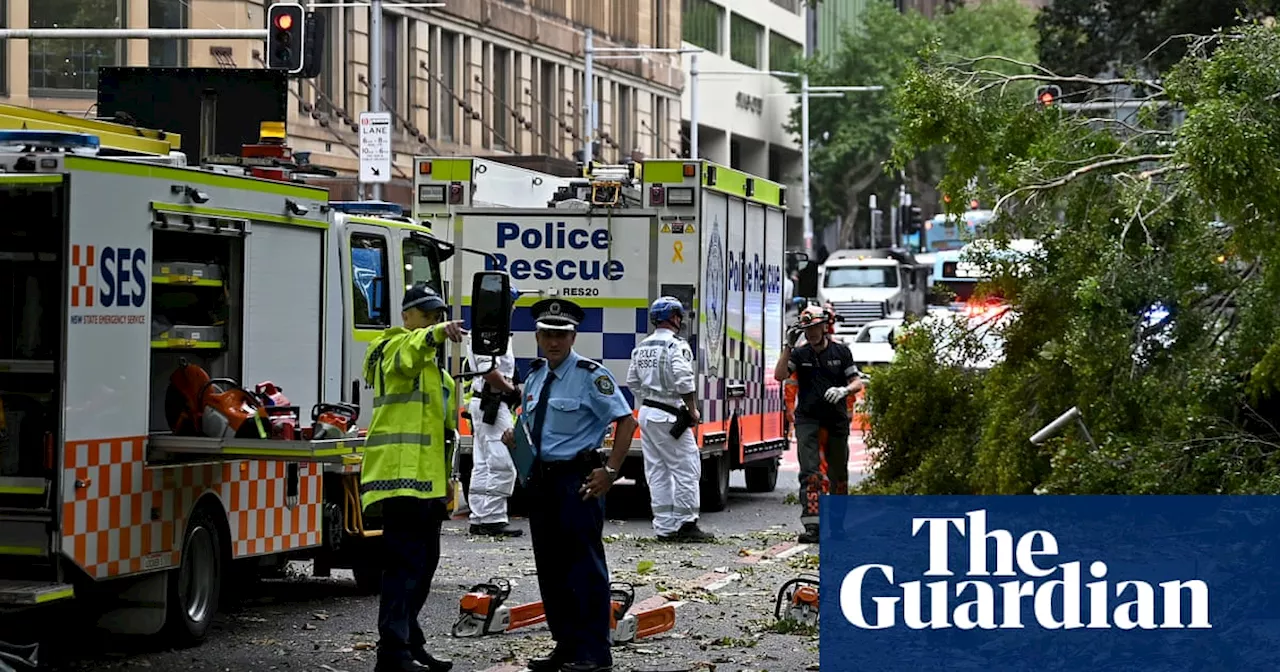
[[672, 241, 685, 263]]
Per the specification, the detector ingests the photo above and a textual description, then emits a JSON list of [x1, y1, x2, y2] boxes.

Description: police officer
[[626, 297, 713, 542], [465, 286, 523, 537], [361, 282, 462, 672], [772, 304, 862, 545], [501, 298, 638, 672]]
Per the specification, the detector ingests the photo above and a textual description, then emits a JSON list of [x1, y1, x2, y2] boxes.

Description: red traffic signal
[[1035, 84, 1062, 108], [267, 2, 306, 74]]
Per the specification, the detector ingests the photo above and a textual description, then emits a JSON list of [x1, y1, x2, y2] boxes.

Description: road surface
[[6, 433, 871, 672]]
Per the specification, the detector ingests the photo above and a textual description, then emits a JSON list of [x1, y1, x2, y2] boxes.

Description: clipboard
[[510, 414, 537, 486]]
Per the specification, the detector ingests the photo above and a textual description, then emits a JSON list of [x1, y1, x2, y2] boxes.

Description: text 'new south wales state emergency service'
[[818, 496, 1280, 672]]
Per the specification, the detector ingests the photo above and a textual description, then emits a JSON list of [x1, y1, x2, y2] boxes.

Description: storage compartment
[[0, 182, 63, 484], [148, 228, 244, 433]]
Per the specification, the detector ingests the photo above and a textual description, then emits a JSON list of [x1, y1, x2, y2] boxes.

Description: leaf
[[637, 559, 655, 575]]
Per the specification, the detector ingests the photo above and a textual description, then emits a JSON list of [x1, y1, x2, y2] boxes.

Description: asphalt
[[8, 453, 867, 672]]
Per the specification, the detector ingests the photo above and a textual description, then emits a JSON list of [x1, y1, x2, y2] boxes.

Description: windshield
[[402, 237, 443, 296], [823, 266, 898, 289], [856, 324, 895, 343]]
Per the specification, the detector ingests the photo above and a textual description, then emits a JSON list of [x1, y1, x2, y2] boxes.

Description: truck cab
[[818, 249, 932, 336]]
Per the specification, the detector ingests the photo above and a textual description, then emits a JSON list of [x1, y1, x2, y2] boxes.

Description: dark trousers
[[796, 418, 849, 526], [528, 462, 613, 667], [377, 496, 445, 660]]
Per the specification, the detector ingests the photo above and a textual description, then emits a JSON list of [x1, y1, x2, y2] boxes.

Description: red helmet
[[797, 305, 832, 329]]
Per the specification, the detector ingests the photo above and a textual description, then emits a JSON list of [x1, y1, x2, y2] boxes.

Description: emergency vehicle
[[412, 157, 794, 511], [0, 106, 491, 647]]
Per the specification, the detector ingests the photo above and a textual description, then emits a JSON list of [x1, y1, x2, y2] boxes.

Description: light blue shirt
[[522, 349, 632, 461]]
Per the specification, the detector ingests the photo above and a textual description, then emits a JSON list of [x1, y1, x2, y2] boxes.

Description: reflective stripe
[[373, 390, 426, 407], [363, 477, 437, 492], [363, 432, 433, 447], [844, 365, 859, 376], [652, 504, 699, 516]]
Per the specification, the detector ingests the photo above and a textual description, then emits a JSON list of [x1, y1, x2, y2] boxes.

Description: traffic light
[[267, 2, 306, 74], [300, 10, 327, 79], [904, 206, 923, 235], [1035, 84, 1061, 108]]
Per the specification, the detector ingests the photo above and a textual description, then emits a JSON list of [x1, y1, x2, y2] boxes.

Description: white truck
[[413, 157, 796, 511], [0, 107, 503, 651], [818, 248, 932, 337]]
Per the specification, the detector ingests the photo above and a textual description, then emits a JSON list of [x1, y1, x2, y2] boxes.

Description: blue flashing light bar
[[0, 130, 101, 151], [328, 201, 404, 217]]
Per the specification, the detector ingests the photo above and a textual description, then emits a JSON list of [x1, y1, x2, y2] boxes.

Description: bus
[[906, 209, 995, 253], [931, 237, 1041, 312]]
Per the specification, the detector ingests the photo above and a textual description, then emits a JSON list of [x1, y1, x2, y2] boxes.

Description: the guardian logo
[[840, 510, 1212, 631]]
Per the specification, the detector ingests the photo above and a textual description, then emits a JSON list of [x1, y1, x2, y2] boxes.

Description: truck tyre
[[744, 456, 780, 493], [700, 452, 730, 513], [165, 505, 225, 646]]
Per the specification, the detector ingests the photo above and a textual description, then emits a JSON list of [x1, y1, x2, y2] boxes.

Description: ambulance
[[413, 157, 794, 511], [0, 107, 500, 647]]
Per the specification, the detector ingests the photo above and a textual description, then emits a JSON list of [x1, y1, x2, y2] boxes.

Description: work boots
[[658, 521, 715, 542], [469, 522, 523, 537], [798, 523, 820, 544]]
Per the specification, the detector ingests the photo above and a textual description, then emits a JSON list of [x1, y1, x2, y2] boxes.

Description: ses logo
[[817, 497, 1270, 671], [70, 244, 148, 325]]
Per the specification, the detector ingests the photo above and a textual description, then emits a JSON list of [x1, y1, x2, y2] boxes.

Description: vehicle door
[[342, 221, 402, 428]]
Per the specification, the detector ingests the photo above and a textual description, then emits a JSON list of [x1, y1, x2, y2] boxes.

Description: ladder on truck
[[0, 101, 185, 165]]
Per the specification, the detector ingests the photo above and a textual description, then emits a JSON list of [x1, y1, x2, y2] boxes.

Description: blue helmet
[[649, 296, 685, 325], [509, 286, 521, 302]]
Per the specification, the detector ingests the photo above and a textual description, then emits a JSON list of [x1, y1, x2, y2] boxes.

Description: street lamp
[[584, 29, 703, 164]]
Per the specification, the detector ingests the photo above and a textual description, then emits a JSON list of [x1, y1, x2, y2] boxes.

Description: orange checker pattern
[[61, 436, 323, 580]]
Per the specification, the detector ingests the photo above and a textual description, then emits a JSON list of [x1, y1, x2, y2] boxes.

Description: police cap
[[531, 298, 584, 331], [403, 282, 447, 313]]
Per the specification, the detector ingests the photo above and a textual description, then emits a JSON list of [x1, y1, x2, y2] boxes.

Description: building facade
[[0, 0, 686, 200], [678, 0, 806, 233]]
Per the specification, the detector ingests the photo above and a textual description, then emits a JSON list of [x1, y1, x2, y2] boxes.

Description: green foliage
[[864, 22, 1280, 496], [786, 0, 1039, 244]]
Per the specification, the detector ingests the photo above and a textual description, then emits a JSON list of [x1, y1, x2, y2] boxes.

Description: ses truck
[[0, 106, 505, 653], [413, 157, 796, 511]]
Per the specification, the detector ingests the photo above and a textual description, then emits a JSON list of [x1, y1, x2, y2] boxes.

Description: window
[[351, 234, 391, 327], [823, 266, 899, 289], [149, 0, 187, 67], [493, 46, 511, 150], [769, 32, 802, 75], [856, 324, 895, 343], [439, 30, 457, 142], [681, 0, 722, 53], [539, 61, 556, 154], [316, 7, 338, 116], [0, 0, 7, 94], [652, 0, 667, 49], [402, 237, 442, 296], [730, 14, 762, 68], [30, 0, 125, 94], [383, 12, 400, 127]]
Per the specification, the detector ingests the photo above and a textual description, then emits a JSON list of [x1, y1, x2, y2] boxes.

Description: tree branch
[[993, 154, 1175, 215], [973, 72, 1165, 95], [955, 54, 1057, 77]]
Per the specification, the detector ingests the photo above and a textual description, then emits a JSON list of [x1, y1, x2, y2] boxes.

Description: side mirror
[[469, 271, 513, 358], [787, 251, 811, 272]]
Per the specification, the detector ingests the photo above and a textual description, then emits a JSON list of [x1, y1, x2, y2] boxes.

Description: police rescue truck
[[0, 108, 491, 649], [413, 157, 793, 510]]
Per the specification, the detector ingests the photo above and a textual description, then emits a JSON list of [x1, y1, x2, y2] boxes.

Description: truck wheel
[[165, 506, 225, 646], [700, 452, 730, 513], [744, 457, 780, 493]]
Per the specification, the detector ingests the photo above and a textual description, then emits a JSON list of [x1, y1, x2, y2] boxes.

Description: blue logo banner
[[819, 496, 1280, 671]]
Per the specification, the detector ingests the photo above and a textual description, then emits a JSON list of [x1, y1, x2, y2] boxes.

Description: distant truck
[[817, 248, 932, 337]]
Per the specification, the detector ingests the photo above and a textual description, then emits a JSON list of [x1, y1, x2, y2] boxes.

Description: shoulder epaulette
[[530, 358, 547, 370], [576, 358, 601, 372]]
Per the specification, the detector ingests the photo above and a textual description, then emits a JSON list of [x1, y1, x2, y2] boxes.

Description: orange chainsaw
[[775, 574, 820, 625], [452, 578, 546, 637], [608, 582, 678, 645]]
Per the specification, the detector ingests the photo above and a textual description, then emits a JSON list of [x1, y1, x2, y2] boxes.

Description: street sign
[[359, 111, 392, 183]]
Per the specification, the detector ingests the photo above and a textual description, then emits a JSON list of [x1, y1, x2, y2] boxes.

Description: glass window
[[730, 14, 762, 68], [823, 266, 899, 289], [769, 32, 801, 75], [30, 0, 124, 94], [682, 0, 722, 53], [351, 234, 391, 327], [149, 0, 187, 67], [402, 236, 442, 296], [857, 324, 895, 343]]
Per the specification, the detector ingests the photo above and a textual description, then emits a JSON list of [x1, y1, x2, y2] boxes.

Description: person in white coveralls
[[626, 296, 714, 542], [465, 286, 523, 538]]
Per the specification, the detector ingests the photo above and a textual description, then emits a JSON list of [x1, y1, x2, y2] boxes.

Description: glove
[[787, 326, 802, 347], [824, 386, 849, 404]]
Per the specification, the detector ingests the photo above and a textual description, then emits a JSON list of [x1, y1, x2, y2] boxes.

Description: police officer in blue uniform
[[501, 298, 638, 672]]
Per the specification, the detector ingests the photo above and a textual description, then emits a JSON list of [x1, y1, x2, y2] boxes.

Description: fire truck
[[0, 105, 497, 647], [412, 157, 797, 511]]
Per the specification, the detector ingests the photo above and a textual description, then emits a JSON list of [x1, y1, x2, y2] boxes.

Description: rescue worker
[[626, 296, 713, 542], [773, 304, 863, 544], [361, 282, 463, 672], [465, 286, 524, 537], [500, 298, 638, 672]]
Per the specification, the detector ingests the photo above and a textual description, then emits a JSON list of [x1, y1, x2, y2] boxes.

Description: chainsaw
[[451, 578, 546, 637], [0, 638, 37, 671], [775, 574, 820, 625], [608, 582, 678, 645]]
